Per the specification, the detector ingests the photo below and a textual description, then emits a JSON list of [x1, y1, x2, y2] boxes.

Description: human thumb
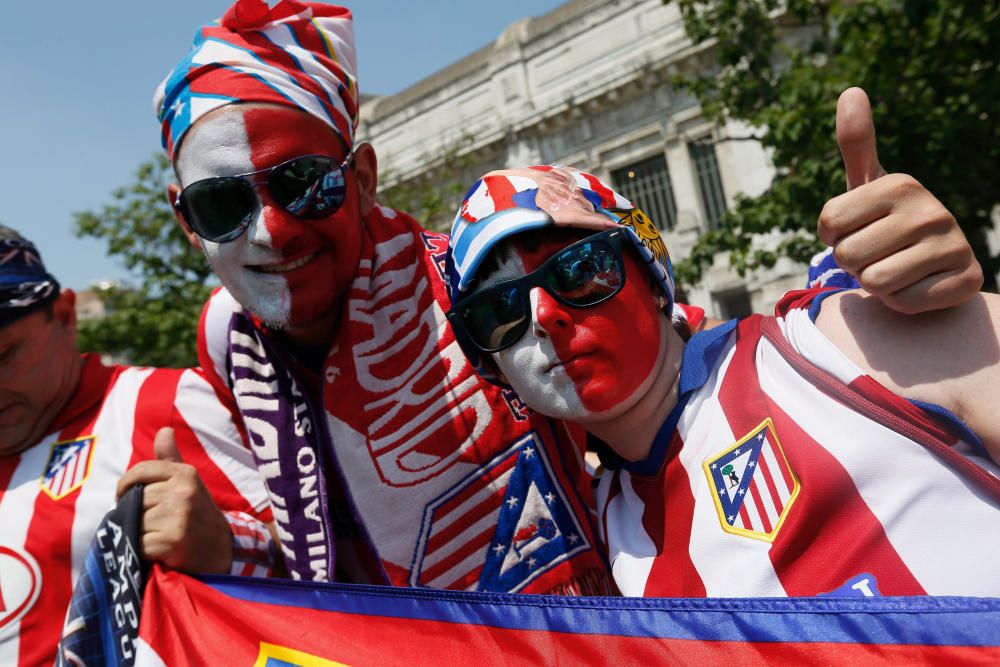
[[836, 87, 886, 190], [153, 427, 183, 463]]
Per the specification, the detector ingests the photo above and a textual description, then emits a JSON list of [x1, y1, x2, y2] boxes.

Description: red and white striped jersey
[[597, 289, 1000, 599], [0, 356, 270, 667]]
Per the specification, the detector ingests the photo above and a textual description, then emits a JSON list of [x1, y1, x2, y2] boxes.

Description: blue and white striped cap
[[444, 166, 675, 386]]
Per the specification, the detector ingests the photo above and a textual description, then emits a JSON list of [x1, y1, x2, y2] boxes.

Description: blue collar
[[602, 319, 739, 476]]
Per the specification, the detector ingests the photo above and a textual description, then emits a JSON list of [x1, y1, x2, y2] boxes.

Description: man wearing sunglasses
[[0, 226, 272, 666], [158, 1, 982, 592], [445, 162, 1000, 599]]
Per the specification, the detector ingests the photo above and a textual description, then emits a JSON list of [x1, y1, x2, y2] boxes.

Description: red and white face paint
[[176, 104, 363, 330], [488, 236, 669, 422]]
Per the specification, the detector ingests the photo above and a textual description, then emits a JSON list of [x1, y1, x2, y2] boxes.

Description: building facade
[[357, 0, 809, 319]]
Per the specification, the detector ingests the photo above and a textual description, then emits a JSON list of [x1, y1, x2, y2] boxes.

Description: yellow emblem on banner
[[254, 642, 348, 667]]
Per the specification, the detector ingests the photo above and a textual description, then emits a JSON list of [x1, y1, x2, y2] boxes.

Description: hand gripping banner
[[62, 493, 1000, 666]]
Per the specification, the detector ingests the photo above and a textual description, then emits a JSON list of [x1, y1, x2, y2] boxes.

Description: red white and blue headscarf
[[0, 227, 59, 326], [154, 0, 359, 159]]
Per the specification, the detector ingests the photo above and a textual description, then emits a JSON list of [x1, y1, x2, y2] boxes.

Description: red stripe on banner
[[747, 481, 773, 535], [639, 434, 706, 597], [138, 570, 1000, 667], [717, 316, 923, 596]]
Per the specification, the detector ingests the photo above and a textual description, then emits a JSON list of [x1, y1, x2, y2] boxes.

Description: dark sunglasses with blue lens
[[447, 228, 628, 354], [175, 154, 352, 243]]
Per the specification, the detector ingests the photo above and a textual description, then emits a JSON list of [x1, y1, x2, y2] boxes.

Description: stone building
[[357, 0, 810, 319]]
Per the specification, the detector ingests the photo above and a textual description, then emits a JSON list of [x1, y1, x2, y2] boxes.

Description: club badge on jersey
[[703, 419, 800, 542], [40, 436, 97, 500]]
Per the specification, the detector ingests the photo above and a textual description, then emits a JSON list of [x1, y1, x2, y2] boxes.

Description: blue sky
[[0, 0, 565, 289]]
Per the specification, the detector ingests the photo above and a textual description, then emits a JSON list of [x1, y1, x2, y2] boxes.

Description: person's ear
[[53, 288, 77, 337], [352, 142, 379, 215], [167, 182, 203, 250]]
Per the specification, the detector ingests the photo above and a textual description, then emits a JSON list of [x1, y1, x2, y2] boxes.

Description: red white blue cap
[[446, 166, 675, 308]]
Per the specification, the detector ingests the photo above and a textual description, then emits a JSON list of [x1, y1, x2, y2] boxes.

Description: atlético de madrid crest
[[703, 419, 800, 542], [40, 435, 96, 500]]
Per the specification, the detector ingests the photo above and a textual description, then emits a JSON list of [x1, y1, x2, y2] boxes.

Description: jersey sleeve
[[806, 247, 861, 289], [171, 368, 270, 519]]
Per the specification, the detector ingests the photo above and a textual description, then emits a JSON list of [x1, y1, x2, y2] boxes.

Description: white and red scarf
[[205, 204, 613, 594]]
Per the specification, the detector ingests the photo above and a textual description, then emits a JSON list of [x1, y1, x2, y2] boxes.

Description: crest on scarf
[[703, 419, 800, 542], [40, 436, 96, 500], [411, 433, 590, 592]]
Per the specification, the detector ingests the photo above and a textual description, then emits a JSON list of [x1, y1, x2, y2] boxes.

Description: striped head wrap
[[445, 166, 675, 386], [154, 0, 359, 160], [0, 226, 60, 327]]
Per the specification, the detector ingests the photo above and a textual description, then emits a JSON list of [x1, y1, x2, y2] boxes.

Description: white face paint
[[484, 237, 672, 426], [175, 108, 292, 327], [484, 251, 588, 420]]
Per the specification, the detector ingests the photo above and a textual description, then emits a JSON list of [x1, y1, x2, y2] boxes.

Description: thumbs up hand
[[817, 88, 982, 313], [116, 427, 233, 574]]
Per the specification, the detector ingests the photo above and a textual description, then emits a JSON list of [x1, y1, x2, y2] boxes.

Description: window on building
[[716, 289, 754, 320], [688, 140, 727, 230], [611, 154, 678, 231]]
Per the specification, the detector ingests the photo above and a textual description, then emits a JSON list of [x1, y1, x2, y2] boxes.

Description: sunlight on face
[[176, 104, 363, 330], [484, 235, 667, 422]]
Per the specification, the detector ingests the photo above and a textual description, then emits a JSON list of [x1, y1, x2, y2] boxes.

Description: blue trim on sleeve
[[199, 574, 1000, 646], [808, 288, 848, 322], [909, 399, 989, 458], [605, 320, 738, 476]]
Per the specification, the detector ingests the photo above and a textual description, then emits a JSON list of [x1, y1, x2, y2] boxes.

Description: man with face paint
[[0, 226, 272, 667], [445, 158, 1000, 599], [160, 0, 614, 594], [160, 0, 984, 593]]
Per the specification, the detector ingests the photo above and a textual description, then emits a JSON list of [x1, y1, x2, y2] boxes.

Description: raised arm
[[816, 289, 1000, 463], [816, 88, 982, 313]]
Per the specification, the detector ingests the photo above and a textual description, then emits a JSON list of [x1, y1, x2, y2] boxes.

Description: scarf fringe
[[544, 567, 617, 597]]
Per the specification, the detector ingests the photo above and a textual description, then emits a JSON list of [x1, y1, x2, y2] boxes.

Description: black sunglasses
[[447, 228, 627, 354], [175, 154, 352, 243]]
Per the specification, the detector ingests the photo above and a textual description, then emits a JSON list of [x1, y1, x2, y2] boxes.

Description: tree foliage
[[672, 0, 1000, 289], [75, 153, 213, 367]]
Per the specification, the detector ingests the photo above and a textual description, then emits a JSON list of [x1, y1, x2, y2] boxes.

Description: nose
[[246, 189, 304, 250], [531, 287, 573, 340]]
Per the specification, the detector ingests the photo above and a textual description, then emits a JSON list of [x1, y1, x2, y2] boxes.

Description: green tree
[[672, 0, 1000, 290], [75, 153, 213, 367]]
